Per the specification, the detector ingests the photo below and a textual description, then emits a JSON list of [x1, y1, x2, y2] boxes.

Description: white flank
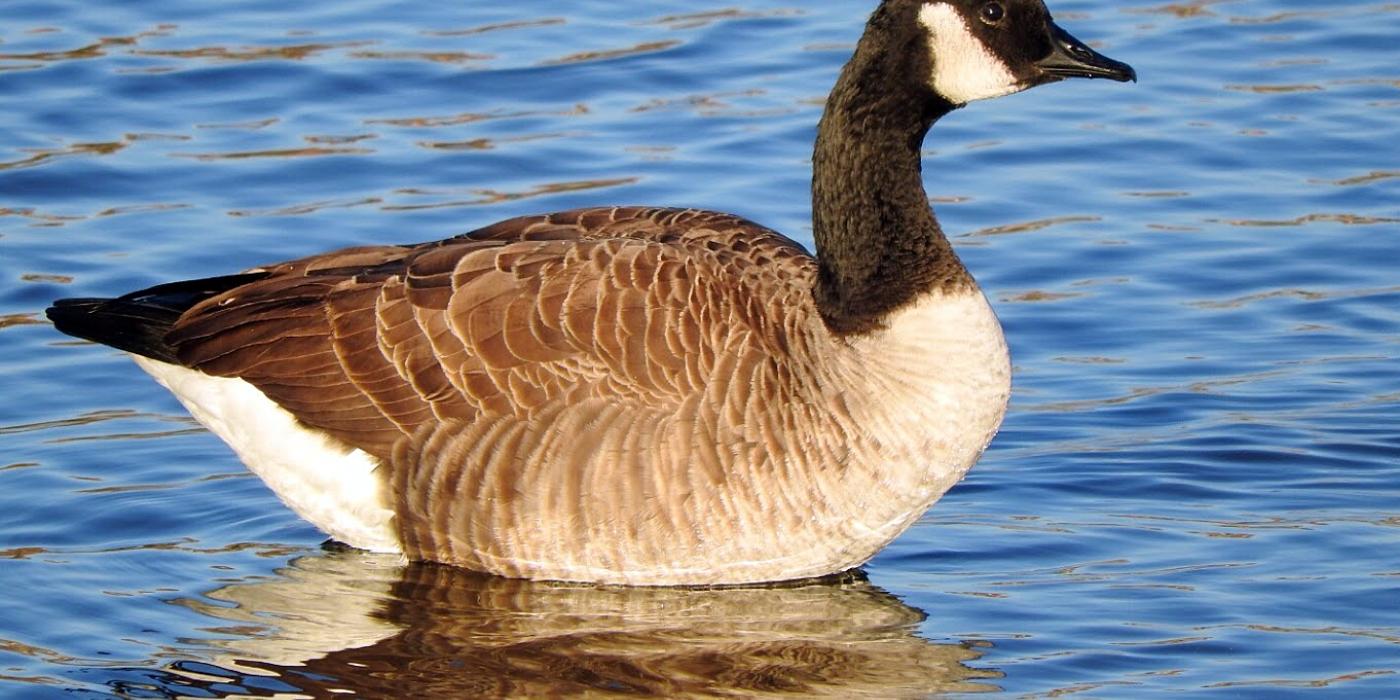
[[132, 355, 401, 553], [918, 3, 1023, 104]]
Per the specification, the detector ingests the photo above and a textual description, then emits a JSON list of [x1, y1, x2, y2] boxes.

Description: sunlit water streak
[[1, 0, 1397, 696]]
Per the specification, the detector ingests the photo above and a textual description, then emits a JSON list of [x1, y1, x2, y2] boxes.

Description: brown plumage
[[47, 0, 1134, 584], [173, 207, 855, 581]]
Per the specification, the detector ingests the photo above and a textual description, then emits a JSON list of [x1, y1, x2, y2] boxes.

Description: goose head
[[886, 0, 1136, 107]]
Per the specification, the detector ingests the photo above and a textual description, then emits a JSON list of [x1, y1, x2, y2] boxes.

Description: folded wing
[[166, 207, 818, 463]]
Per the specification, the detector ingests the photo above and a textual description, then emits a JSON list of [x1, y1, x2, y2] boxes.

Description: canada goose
[[47, 0, 1134, 585]]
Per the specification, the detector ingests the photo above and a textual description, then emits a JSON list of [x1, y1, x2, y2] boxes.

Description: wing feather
[[165, 206, 819, 491]]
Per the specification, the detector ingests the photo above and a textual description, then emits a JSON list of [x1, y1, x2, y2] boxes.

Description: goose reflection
[[153, 550, 1000, 697]]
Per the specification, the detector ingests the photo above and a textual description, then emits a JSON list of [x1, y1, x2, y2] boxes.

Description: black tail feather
[[46, 272, 268, 364]]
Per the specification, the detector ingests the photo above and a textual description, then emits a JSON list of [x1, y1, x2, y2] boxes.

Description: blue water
[[2, 0, 1398, 696]]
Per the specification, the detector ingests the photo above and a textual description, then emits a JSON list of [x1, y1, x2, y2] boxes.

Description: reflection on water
[[129, 552, 999, 697]]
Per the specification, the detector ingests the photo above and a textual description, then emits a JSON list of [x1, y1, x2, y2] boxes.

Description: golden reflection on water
[[1000, 290, 1086, 303], [365, 104, 590, 128], [1127, 1, 1226, 19], [644, 9, 804, 31], [1311, 171, 1400, 187], [630, 89, 782, 117], [348, 49, 492, 65], [2, 201, 188, 227], [1190, 285, 1400, 309], [382, 177, 641, 210], [1225, 83, 1324, 94], [170, 552, 1000, 697], [0, 141, 127, 172], [1209, 213, 1400, 227], [179, 146, 375, 161], [0, 28, 168, 66], [420, 131, 581, 151], [965, 215, 1103, 238], [228, 197, 383, 219], [421, 19, 568, 38], [543, 40, 682, 67], [131, 43, 372, 62]]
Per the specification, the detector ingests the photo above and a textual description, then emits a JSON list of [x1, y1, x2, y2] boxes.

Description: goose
[[47, 0, 1134, 585]]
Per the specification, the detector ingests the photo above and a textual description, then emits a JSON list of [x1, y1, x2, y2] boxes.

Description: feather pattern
[[148, 206, 1007, 584]]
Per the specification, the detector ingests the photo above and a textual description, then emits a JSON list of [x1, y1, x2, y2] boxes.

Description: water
[[2, 0, 1397, 696]]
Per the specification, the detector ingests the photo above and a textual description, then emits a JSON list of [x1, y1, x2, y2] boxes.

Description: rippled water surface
[[2, 0, 1398, 697]]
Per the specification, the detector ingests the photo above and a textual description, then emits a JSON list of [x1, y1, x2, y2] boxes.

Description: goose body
[[47, 0, 1133, 585]]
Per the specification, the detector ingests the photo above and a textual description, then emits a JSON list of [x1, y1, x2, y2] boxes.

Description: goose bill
[[1036, 22, 1136, 83]]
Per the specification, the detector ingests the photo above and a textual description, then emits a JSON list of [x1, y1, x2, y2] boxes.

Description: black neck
[[811, 14, 972, 335]]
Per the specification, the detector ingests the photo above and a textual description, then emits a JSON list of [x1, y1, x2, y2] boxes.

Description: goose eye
[[979, 1, 1006, 25]]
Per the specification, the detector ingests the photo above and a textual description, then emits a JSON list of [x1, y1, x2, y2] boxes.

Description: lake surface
[[2, 0, 1398, 696]]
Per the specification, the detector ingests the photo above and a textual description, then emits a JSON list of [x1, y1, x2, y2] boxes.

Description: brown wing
[[165, 206, 817, 461]]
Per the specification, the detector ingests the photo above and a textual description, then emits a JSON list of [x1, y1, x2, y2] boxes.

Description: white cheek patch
[[918, 3, 1024, 104]]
